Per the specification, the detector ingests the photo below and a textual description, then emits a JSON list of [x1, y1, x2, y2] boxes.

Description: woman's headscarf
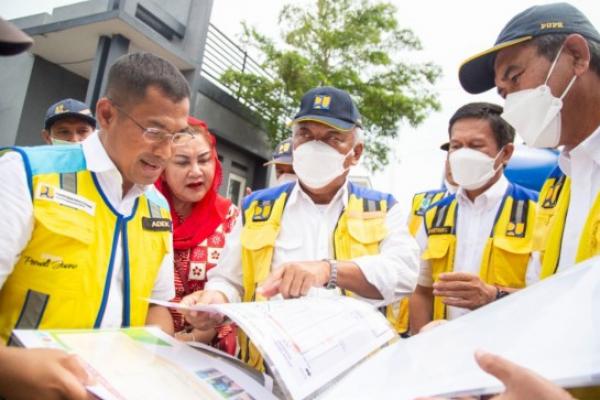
[[155, 116, 232, 250]]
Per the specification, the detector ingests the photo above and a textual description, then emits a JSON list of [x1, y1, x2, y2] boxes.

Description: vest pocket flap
[[33, 201, 94, 244], [493, 236, 532, 254], [241, 225, 279, 250], [422, 237, 451, 260], [346, 217, 387, 244]]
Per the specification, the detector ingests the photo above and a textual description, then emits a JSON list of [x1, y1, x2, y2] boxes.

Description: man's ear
[[349, 141, 364, 166], [95, 97, 116, 131], [41, 129, 52, 145], [564, 33, 591, 77], [501, 143, 514, 167]]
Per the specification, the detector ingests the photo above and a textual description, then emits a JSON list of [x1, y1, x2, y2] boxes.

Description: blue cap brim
[[293, 115, 356, 131], [45, 112, 97, 129], [459, 36, 532, 94]]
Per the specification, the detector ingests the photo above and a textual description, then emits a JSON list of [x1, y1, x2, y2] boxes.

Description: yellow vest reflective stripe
[[408, 190, 448, 237], [0, 146, 171, 342], [537, 166, 600, 279], [422, 183, 538, 320], [403, 189, 448, 334], [239, 182, 397, 370]]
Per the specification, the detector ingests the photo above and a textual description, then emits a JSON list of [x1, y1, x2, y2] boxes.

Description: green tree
[[222, 0, 441, 170]]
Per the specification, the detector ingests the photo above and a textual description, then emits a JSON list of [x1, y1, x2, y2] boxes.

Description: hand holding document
[[323, 256, 600, 399]]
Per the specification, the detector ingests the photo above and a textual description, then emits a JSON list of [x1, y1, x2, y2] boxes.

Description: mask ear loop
[[544, 44, 565, 85], [544, 43, 578, 99]]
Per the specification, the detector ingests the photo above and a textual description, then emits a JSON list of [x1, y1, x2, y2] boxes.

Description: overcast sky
[[2, 0, 599, 207]]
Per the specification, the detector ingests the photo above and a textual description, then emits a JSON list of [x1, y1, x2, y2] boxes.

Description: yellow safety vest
[[402, 189, 449, 335], [535, 165, 600, 279], [408, 189, 448, 237], [422, 183, 538, 320], [0, 146, 171, 342], [239, 181, 397, 371]]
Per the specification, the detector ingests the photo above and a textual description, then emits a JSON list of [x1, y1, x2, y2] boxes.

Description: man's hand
[[415, 351, 573, 400], [258, 261, 330, 299], [0, 347, 94, 400], [433, 272, 497, 310], [181, 290, 228, 330], [473, 350, 573, 399]]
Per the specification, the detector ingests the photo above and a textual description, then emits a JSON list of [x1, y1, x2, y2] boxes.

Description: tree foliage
[[221, 0, 441, 170]]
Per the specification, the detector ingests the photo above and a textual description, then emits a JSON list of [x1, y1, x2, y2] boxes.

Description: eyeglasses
[[111, 102, 194, 145]]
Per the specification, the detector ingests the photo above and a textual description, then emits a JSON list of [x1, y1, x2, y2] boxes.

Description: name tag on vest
[[142, 217, 172, 232], [35, 183, 96, 216]]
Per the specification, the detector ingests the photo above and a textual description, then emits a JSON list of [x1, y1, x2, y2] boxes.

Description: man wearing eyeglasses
[[0, 52, 191, 342]]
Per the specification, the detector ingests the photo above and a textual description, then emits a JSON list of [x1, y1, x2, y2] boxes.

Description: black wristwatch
[[495, 288, 510, 300]]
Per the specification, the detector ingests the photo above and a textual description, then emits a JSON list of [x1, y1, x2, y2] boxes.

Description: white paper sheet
[[321, 256, 600, 399], [151, 295, 396, 399], [13, 327, 276, 400]]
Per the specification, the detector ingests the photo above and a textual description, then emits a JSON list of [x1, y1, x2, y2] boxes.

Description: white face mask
[[274, 173, 297, 186], [449, 147, 504, 191], [443, 179, 458, 194], [51, 137, 75, 145], [292, 140, 353, 189], [501, 45, 577, 148]]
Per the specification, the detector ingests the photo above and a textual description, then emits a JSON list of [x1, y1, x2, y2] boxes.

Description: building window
[[227, 173, 247, 207]]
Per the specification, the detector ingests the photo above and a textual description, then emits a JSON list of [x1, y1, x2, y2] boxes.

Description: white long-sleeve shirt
[[0, 132, 175, 328], [417, 175, 536, 320], [205, 181, 420, 305], [527, 124, 600, 282]]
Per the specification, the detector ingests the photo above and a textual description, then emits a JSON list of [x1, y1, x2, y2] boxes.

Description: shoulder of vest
[[7, 145, 86, 176], [509, 182, 539, 203], [242, 182, 295, 211], [144, 186, 170, 211], [427, 193, 455, 211], [348, 182, 397, 207]]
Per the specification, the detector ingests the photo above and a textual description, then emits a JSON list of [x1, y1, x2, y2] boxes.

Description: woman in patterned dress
[[155, 116, 239, 355]]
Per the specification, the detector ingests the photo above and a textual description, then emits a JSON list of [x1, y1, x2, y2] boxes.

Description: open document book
[[13, 294, 397, 400], [13, 256, 600, 400]]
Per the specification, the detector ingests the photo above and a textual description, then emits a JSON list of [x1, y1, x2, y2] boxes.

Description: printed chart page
[[152, 294, 396, 399], [13, 327, 276, 400], [321, 256, 600, 399]]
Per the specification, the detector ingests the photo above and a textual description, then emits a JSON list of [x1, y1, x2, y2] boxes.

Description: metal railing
[[201, 23, 276, 113]]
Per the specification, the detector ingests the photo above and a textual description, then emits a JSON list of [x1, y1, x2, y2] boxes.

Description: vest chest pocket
[[489, 236, 531, 288], [241, 224, 279, 284], [346, 217, 387, 257], [33, 199, 95, 244], [422, 236, 453, 281]]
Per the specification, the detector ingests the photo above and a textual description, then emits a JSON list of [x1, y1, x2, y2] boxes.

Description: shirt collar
[[288, 180, 349, 209], [456, 174, 509, 209], [558, 124, 600, 176], [81, 131, 150, 198]]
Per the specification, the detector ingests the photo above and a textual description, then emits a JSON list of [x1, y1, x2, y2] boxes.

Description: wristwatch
[[324, 259, 338, 289], [495, 287, 510, 300]]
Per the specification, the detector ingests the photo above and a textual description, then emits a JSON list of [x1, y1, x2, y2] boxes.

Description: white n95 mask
[[51, 138, 75, 145], [275, 173, 297, 186], [293, 140, 353, 189], [449, 147, 503, 191], [501, 45, 577, 148]]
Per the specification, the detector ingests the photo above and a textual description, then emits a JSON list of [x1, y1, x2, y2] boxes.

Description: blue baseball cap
[[44, 98, 96, 130], [264, 138, 293, 166], [293, 86, 362, 131], [459, 2, 600, 94]]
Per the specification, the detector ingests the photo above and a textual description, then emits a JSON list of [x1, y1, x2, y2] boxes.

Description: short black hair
[[448, 102, 515, 149], [531, 34, 600, 79], [105, 52, 190, 107]]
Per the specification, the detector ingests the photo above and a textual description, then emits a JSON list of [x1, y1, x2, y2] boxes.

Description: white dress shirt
[[206, 181, 420, 305], [556, 125, 600, 272], [0, 132, 175, 328], [417, 175, 523, 320], [526, 125, 600, 283]]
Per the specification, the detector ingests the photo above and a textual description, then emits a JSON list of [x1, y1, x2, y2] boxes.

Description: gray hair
[[531, 34, 600, 78]]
